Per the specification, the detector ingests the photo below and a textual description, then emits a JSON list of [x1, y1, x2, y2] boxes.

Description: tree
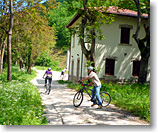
[[11, 2, 56, 73], [0, 30, 7, 74], [133, 0, 150, 83], [0, 0, 13, 81], [48, 1, 77, 49], [0, 0, 57, 78], [7, 0, 13, 81], [119, 0, 150, 83], [67, 0, 114, 68]]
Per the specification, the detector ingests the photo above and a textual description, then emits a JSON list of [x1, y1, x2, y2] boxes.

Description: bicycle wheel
[[48, 84, 51, 95], [73, 91, 83, 107], [100, 91, 111, 107], [45, 84, 49, 93]]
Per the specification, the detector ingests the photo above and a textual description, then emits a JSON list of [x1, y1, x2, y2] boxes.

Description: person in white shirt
[[78, 66, 102, 109]]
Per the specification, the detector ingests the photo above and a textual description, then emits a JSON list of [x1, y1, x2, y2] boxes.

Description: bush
[[35, 52, 58, 68]]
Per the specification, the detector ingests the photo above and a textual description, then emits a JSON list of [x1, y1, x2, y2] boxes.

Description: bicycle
[[73, 82, 111, 107], [44, 78, 52, 95]]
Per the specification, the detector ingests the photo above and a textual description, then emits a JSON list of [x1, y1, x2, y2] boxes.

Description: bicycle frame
[[80, 86, 92, 99], [73, 82, 111, 107]]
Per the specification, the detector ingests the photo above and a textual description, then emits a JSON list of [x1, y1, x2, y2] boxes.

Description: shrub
[[35, 52, 58, 68]]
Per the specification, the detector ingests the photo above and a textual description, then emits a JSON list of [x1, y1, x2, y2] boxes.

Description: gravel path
[[31, 70, 149, 125]]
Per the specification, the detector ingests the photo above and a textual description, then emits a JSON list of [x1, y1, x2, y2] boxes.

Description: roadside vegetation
[[0, 66, 47, 125], [58, 80, 150, 123], [34, 52, 63, 72]]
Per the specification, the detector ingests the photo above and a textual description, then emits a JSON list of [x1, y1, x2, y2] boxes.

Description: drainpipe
[[80, 51, 83, 79]]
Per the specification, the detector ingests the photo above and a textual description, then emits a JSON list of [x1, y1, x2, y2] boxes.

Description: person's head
[[87, 66, 93, 73], [48, 67, 51, 71]]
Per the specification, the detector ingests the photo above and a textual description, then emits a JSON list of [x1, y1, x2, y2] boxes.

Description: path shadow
[[36, 79, 45, 84], [44, 100, 147, 125]]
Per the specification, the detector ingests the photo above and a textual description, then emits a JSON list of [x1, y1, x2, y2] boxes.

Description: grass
[[34, 65, 62, 72], [0, 66, 47, 125], [101, 82, 150, 123], [58, 80, 150, 123]]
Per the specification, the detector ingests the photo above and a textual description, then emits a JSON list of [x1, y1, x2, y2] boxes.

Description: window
[[132, 61, 140, 77], [121, 27, 130, 44], [105, 59, 115, 76]]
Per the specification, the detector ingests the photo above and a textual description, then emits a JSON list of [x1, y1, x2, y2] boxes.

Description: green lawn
[[0, 67, 47, 125]]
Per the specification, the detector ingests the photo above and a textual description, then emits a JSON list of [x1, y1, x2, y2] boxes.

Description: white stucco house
[[66, 6, 149, 83]]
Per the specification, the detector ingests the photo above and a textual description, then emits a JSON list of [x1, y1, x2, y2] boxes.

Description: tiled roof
[[66, 6, 148, 28], [106, 6, 148, 18]]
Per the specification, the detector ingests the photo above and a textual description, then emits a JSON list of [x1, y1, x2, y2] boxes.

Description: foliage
[[0, 0, 57, 76], [0, 66, 47, 125], [35, 52, 58, 67], [58, 80, 150, 123], [100, 82, 150, 123], [48, 1, 77, 50], [0, 66, 36, 82], [66, 0, 116, 68], [35, 65, 63, 72], [58, 80, 70, 84], [34, 51, 64, 71], [84, 60, 102, 73], [118, 0, 150, 83]]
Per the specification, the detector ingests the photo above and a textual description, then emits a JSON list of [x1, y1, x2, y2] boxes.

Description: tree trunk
[[138, 53, 150, 83], [7, 33, 12, 81], [90, 27, 96, 68], [0, 37, 7, 74], [133, 0, 150, 83], [7, 0, 14, 81], [80, 0, 96, 68], [27, 44, 32, 74]]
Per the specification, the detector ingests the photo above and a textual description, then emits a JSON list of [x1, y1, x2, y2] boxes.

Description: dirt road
[[31, 70, 149, 125]]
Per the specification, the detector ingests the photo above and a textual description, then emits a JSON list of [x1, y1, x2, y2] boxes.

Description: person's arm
[[78, 76, 90, 83], [87, 82, 93, 86], [43, 72, 46, 79]]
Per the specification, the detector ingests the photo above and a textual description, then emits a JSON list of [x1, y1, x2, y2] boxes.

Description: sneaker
[[97, 105, 103, 109], [91, 103, 97, 107]]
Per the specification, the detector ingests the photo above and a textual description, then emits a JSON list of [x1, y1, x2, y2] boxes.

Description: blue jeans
[[91, 85, 102, 106]]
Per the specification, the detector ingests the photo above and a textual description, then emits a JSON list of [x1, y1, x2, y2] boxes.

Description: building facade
[[66, 7, 150, 83]]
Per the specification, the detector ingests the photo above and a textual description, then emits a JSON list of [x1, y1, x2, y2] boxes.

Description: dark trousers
[[45, 76, 52, 89]]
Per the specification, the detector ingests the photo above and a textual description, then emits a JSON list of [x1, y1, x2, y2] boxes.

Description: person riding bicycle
[[43, 67, 53, 94], [78, 66, 103, 109], [60, 68, 67, 79]]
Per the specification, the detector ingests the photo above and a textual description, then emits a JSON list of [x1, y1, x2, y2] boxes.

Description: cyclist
[[43, 67, 53, 94], [78, 66, 103, 109], [60, 68, 67, 79]]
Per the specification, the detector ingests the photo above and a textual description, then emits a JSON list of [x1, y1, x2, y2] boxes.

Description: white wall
[[68, 15, 150, 81]]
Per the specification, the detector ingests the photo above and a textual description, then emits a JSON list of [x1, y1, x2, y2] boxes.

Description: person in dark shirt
[[43, 67, 53, 94]]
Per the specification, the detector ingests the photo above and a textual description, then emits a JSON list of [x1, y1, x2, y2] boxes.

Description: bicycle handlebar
[[78, 81, 88, 86]]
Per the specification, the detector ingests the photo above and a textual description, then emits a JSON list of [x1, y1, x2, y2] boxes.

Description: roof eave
[[65, 12, 81, 28]]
